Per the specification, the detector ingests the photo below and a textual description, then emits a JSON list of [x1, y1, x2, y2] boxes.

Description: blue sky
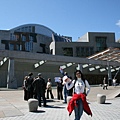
[[0, 0, 120, 41]]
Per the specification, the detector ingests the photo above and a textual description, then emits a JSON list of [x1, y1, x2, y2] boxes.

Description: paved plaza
[[0, 85, 120, 120]]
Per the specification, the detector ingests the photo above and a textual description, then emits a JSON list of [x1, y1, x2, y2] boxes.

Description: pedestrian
[[63, 70, 92, 120], [103, 77, 108, 90], [59, 67, 73, 103], [113, 78, 117, 87], [33, 76, 38, 99], [26, 72, 34, 100], [56, 77, 63, 100], [32, 73, 47, 107], [46, 78, 54, 99], [23, 76, 28, 101]]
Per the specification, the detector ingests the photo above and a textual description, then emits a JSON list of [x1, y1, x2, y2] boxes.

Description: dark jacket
[[26, 76, 34, 91], [32, 77, 46, 94]]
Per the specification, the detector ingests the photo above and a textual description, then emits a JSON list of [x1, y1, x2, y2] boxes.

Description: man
[[59, 68, 72, 103], [32, 73, 47, 107], [26, 72, 34, 100]]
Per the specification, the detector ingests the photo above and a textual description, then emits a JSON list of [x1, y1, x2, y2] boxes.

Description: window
[[76, 47, 94, 57], [9, 44, 14, 50], [63, 48, 73, 56], [96, 37, 107, 52]]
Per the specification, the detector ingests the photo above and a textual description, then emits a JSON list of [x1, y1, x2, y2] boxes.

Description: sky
[[0, 0, 120, 41]]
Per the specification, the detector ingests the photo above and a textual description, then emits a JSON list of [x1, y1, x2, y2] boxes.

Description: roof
[[87, 47, 120, 63]]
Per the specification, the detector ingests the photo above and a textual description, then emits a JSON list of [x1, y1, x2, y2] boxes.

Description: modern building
[[0, 24, 120, 88], [50, 32, 120, 57], [1, 24, 71, 54]]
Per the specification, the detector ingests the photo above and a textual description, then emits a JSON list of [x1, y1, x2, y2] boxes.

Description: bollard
[[97, 94, 106, 104], [28, 98, 38, 112]]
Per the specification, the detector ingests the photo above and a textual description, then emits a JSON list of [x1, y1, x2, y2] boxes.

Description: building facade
[[0, 24, 120, 88], [50, 32, 120, 57], [0, 24, 120, 57]]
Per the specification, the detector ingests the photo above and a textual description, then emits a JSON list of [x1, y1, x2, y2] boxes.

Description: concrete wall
[[0, 58, 119, 88]]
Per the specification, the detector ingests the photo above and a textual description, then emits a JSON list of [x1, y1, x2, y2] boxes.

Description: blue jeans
[[74, 99, 83, 120], [63, 85, 68, 102]]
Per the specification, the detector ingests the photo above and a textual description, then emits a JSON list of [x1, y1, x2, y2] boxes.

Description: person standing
[[56, 77, 63, 100], [23, 76, 28, 101], [113, 78, 117, 87], [46, 78, 54, 99], [32, 73, 47, 107], [59, 68, 70, 103], [103, 77, 108, 90], [26, 72, 34, 100], [64, 70, 92, 120]]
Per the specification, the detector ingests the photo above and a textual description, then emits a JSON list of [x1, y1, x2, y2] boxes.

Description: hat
[[38, 73, 42, 76], [63, 76, 68, 82]]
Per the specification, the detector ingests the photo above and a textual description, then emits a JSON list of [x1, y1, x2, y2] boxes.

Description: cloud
[[116, 20, 120, 27]]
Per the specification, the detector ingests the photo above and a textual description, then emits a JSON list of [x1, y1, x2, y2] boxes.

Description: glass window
[[63, 48, 73, 56], [9, 44, 14, 50], [96, 37, 107, 52]]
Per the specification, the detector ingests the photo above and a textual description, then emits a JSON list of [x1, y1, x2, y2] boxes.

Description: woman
[[23, 76, 28, 101], [46, 78, 54, 99], [63, 70, 92, 120]]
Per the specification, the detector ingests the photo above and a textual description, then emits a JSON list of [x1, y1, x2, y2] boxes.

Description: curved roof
[[10, 23, 55, 37]]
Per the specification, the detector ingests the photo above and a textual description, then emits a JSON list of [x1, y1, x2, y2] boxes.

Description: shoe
[[43, 104, 48, 107]]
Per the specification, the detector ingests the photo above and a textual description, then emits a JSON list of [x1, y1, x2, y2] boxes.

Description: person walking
[[103, 77, 108, 90], [32, 73, 47, 107], [63, 70, 92, 120], [46, 78, 54, 99]]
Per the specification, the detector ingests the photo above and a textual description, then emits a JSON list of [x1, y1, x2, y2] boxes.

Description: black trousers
[[57, 87, 63, 100], [47, 89, 54, 99]]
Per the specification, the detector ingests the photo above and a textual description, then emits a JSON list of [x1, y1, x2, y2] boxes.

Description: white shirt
[[66, 78, 90, 95]]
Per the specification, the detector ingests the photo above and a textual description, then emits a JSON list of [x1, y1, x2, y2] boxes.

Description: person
[[33, 76, 38, 99], [113, 78, 117, 87], [46, 78, 54, 99], [59, 67, 72, 103], [103, 77, 108, 90], [26, 72, 34, 100], [23, 76, 28, 101], [63, 70, 92, 120], [32, 73, 47, 107], [56, 77, 63, 100]]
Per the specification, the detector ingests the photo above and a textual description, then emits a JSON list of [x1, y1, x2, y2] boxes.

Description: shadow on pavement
[[43, 105, 65, 109], [31, 110, 45, 113]]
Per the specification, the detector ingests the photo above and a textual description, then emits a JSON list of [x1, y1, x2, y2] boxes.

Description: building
[[50, 32, 120, 57], [0, 24, 120, 88]]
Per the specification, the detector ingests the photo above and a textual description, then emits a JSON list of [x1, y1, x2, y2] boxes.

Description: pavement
[[0, 85, 120, 120]]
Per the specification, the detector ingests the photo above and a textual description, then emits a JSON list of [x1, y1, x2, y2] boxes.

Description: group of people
[[102, 77, 118, 90], [23, 69, 92, 120], [23, 72, 54, 107], [57, 69, 92, 120]]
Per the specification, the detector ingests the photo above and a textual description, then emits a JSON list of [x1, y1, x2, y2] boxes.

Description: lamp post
[[107, 54, 112, 86]]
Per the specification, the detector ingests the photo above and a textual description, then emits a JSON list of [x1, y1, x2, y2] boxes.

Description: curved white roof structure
[[10, 24, 55, 37]]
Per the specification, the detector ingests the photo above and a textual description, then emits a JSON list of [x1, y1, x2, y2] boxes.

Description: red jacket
[[67, 93, 92, 116]]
